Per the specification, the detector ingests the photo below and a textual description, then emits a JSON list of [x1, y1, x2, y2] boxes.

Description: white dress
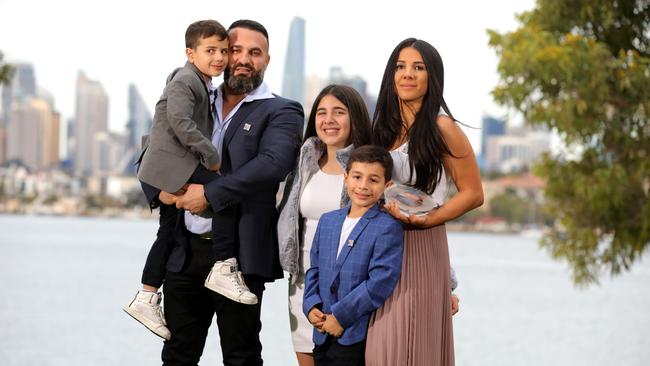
[[288, 169, 344, 353]]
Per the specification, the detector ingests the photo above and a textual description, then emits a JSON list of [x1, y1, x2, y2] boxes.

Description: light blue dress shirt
[[184, 82, 275, 234]]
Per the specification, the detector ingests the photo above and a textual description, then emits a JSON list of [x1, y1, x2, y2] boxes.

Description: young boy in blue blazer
[[303, 145, 404, 366]]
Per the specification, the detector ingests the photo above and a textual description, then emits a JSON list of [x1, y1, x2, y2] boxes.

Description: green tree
[[490, 191, 530, 225], [0, 50, 14, 86], [488, 0, 650, 285]]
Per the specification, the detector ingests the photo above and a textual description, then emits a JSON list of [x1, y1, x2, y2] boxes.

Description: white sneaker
[[204, 258, 258, 305], [123, 290, 171, 340]]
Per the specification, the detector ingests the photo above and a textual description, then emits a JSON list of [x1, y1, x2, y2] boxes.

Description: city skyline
[[0, 0, 535, 151]]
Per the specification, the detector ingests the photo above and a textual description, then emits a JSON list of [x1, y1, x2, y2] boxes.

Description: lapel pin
[[243, 123, 252, 131], [347, 239, 354, 247]]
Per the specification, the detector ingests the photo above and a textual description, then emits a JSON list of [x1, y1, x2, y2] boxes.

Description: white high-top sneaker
[[204, 258, 258, 305], [123, 290, 171, 340]]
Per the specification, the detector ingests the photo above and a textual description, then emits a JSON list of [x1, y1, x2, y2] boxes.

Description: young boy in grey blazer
[[124, 19, 256, 341]]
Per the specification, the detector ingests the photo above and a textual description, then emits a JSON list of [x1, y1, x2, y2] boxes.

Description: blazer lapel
[[330, 204, 380, 275], [222, 100, 258, 150], [185, 62, 211, 100], [331, 216, 369, 275], [329, 209, 347, 268], [185, 61, 214, 128]]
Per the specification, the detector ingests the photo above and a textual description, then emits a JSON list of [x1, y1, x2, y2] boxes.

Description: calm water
[[0, 214, 648, 365]]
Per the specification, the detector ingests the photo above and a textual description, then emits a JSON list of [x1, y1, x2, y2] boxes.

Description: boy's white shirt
[[337, 215, 361, 257]]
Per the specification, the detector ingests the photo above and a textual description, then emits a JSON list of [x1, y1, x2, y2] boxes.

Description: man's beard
[[224, 63, 264, 94]]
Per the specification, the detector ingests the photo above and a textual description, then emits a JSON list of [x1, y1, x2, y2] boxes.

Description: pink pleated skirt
[[365, 224, 454, 366]]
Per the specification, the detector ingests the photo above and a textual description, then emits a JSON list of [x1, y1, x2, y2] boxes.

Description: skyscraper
[[14, 63, 36, 98], [93, 131, 126, 174], [281, 17, 305, 106], [6, 98, 59, 170], [74, 71, 108, 176], [126, 83, 152, 150], [1, 63, 36, 118], [481, 115, 506, 158], [122, 83, 152, 175], [6, 100, 41, 170], [1, 85, 11, 125], [326, 66, 376, 116], [1, 63, 38, 164]]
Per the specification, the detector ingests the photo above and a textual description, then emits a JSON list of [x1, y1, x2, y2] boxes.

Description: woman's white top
[[389, 141, 448, 206], [299, 169, 345, 267]]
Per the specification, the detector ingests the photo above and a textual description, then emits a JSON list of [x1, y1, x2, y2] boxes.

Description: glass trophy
[[384, 183, 439, 216]]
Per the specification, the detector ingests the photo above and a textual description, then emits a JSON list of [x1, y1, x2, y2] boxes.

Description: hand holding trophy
[[383, 183, 440, 228]]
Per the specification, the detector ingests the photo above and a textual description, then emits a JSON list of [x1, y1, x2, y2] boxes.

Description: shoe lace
[[229, 270, 250, 294], [151, 300, 166, 325]]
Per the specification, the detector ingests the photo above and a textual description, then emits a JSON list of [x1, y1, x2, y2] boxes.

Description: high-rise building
[[0, 126, 6, 164], [281, 17, 305, 106], [122, 83, 153, 175], [326, 66, 376, 116], [484, 126, 551, 173], [74, 71, 108, 176], [6, 102, 40, 169], [303, 74, 326, 119], [92, 131, 126, 174], [12, 63, 36, 99], [6, 98, 59, 170], [1, 85, 11, 125], [126, 83, 152, 150], [1, 63, 38, 164], [1, 63, 37, 119], [481, 115, 506, 158]]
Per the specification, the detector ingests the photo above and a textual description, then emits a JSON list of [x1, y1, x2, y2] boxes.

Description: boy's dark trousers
[[313, 336, 366, 366], [162, 234, 264, 366], [141, 164, 237, 288]]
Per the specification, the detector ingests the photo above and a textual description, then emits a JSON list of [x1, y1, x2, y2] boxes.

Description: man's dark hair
[[346, 145, 393, 181], [185, 20, 228, 49], [228, 19, 269, 46]]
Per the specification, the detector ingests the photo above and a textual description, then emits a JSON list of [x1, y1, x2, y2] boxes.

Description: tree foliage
[[488, 0, 650, 285], [0, 50, 14, 86]]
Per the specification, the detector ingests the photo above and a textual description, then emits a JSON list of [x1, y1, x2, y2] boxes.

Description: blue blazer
[[141, 95, 304, 280], [303, 203, 403, 346]]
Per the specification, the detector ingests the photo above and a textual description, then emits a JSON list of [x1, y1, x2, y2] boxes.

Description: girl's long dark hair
[[372, 38, 454, 195], [304, 84, 371, 147]]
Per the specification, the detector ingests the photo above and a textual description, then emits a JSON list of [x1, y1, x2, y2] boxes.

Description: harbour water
[[1, 214, 648, 365]]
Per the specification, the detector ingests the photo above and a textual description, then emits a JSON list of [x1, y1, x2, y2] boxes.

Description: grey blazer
[[137, 61, 219, 193]]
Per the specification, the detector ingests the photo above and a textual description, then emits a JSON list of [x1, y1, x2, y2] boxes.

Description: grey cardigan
[[277, 137, 353, 275]]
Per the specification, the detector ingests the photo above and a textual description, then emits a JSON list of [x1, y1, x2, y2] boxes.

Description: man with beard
[[143, 19, 304, 365]]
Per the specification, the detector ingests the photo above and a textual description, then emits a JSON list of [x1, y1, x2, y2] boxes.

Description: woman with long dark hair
[[365, 38, 483, 365], [277, 84, 372, 366]]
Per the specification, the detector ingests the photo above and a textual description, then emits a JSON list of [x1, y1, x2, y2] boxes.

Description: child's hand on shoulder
[[210, 161, 221, 172], [308, 307, 326, 332], [322, 314, 344, 338]]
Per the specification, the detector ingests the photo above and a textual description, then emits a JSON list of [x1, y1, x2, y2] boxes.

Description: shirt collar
[[206, 79, 216, 93], [215, 81, 275, 102]]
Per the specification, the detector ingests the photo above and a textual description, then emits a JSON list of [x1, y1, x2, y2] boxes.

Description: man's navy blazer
[[142, 93, 304, 281], [303, 203, 404, 346]]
